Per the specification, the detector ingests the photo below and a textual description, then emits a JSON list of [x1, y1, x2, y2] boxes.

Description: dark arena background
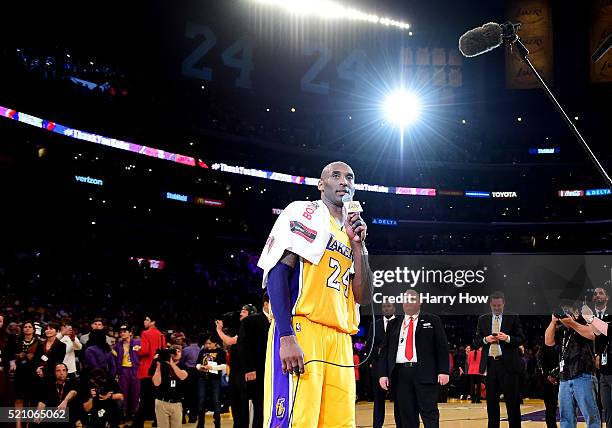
[[0, 1, 611, 427]]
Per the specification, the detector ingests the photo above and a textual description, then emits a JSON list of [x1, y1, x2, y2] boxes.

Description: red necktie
[[405, 317, 414, 361]]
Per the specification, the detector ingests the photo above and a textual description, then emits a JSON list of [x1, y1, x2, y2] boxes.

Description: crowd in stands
[[11, 48, 129, 98], [0, 248, 566, 427]]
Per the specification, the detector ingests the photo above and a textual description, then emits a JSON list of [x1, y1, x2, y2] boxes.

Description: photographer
[[35, 363, 78, 427], [545, 303, 600, 428], [215, 305, 254, 428], [82, 368, 124, 428], [150, 345, 188, 428]]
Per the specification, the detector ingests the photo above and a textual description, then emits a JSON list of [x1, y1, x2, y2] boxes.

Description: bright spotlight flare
[[250, 0, 410, 31], [383, 91, 421, 127]]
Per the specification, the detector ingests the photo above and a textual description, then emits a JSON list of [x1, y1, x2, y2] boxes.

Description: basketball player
[[258, 161, 373, 427]]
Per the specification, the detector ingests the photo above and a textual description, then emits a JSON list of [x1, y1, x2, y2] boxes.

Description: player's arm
[[267, 250, 305, 375], [352, 243, 373, 305], [346, 212, 372, 305]]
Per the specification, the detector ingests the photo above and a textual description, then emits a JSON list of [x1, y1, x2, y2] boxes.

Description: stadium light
[[383, 90, 421, 127], [250, 0, 410, 31]]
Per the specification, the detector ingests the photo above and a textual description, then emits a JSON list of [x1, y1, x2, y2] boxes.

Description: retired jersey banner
[[400, 47, 463, 103], [505, 0, 554, 89], [591, 0, 612, 82]]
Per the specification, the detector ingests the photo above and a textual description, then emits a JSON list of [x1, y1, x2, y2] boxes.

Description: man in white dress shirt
[[379, 290, 450, 428]]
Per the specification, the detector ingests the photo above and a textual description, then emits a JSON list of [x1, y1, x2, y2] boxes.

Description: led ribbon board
[[0, 106, 196, 167], [372, 218, 398, 226], [2, 105, 549, 200], [210, 163, 437, 196], [585, 188, 611, 196], [465, 191, 491, 198]]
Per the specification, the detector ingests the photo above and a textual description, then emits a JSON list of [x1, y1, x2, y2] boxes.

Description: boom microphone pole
[[460, 22, 612, 189]]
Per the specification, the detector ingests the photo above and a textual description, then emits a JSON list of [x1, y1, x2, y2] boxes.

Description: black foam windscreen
[[459, 22, 503, 57]]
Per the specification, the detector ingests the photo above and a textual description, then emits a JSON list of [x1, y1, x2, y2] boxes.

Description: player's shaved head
[[318, 161, 356, 208], [320, 161, 353, 180]]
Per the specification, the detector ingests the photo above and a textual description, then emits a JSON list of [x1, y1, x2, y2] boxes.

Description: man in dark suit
[[379, 289, 450, 428], [237, 293, 271, 428], [475, 291, 525, 428], [365, 302, 396, 428]]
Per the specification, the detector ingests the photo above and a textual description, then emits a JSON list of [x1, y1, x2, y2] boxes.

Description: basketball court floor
[[190, 398, 591, 427]]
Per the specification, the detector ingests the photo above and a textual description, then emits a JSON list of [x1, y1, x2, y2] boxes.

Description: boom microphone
[[459, 20, 612, 189], [458, 22, 521, 58], [592, 33, 612, 63], [459, 22, 503, 57]]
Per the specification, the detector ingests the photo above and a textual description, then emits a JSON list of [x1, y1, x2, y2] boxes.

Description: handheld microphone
[[592, 33, 612, 63], [458, 21, 521, 58], [342, 191, 365, 239], [342, 190, 363, 215]]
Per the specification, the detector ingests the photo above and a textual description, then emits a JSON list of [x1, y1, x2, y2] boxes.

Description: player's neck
[[322, 199, 344, 222]]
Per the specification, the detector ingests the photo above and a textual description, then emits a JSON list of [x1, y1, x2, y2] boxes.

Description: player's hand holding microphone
[[342, 192, 366, 244]]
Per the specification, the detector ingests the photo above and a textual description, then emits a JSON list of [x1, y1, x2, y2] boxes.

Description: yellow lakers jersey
[[291, 216, 359, 334]]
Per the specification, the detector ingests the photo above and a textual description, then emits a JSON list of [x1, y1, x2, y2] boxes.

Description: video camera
[[88, 371, 114, 397], [553, 311, 569, 320], [554, 303, 577, 321], [219, 311, 241, 335], [96, 382, 112, 396], [156, 347, 178, 363]]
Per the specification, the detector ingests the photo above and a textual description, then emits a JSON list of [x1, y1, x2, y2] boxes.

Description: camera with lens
[[96, 382, 111, 396], [88, 372, 112, 397], [220, 311, 241, 333], [554, 303, 575, 321], [156, 347, 177, 362]]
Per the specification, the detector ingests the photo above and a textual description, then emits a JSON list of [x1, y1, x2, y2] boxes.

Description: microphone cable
[[287, 284, 378, 426]]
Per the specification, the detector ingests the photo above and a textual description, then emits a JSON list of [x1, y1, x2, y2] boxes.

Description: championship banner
[[505, 0, 554, 89], [591, 0, 612, 82]]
